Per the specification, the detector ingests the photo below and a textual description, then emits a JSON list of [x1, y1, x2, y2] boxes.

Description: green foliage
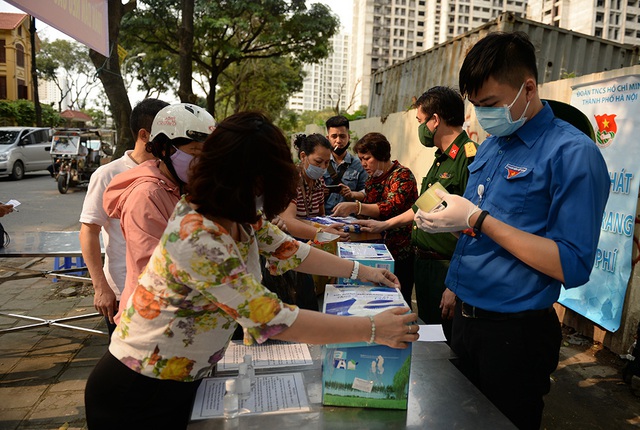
[[0, 100, 61, 126], [36, 38, 97, 110], [83, 108, 108, 128], [121, 0, 339, 116], [392, 356, 411, 399], [215, 56, 304, 120]]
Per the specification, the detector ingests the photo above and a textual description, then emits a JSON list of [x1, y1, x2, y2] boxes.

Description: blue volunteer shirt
[[446, 102, 610, 313]]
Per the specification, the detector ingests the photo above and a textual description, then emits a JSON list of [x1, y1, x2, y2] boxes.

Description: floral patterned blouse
[[363, 160, 418, 261], [109, 197, 310, 381]]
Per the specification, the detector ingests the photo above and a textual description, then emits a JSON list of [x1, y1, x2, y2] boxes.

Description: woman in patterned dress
[[332, 132, 419, 308], [84, 113, 417, 429]]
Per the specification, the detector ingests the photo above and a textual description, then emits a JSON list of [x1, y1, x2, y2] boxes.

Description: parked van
[[0, 127, 52, 180]]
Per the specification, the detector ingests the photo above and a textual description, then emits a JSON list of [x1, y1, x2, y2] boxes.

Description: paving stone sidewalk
[[1, 257, 640, 429]]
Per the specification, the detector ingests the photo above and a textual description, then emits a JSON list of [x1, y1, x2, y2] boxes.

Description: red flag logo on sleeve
[[594, 114, 617, 148]]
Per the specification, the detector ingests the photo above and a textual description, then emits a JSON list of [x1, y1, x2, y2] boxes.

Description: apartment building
[[528, 0, 640, 44], [350, 0, 526, 110], [287, 32, 350, 113], [0, 12, 37, 101]]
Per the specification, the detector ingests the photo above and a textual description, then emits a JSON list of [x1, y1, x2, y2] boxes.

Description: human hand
[[371, 307, 418, 349], [414, 190, 480, 233], [339, 184, 352, 197], [331, 201, 358, 217], [440, 288, 456, 320], [93, 282, 118, 325], [357, 218, 387, 233], [0, 204, 14, 217], [271, 215, 288, 233], [321, 225, 349, 240], [357, 264, 400, 288]]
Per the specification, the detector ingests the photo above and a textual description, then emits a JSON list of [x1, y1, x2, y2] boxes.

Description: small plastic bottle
[[237, 363, 251, 401], [223, 379, 239, 419], [243, 354, 256, 387]]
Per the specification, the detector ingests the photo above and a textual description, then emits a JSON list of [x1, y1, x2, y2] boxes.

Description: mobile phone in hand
[[325, 184, 343, 193]]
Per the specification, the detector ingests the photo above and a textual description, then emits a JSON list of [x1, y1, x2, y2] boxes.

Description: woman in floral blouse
[[84, 112, 417, 429], [332, 132, 419, 308]]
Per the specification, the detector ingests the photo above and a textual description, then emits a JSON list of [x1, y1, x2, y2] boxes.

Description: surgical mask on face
[[372, 162, 384, 178], [418, 121, 436, 148], [305, 160, 326, 180], [474, 83, 530, 137], [170, 146, 194, 183]]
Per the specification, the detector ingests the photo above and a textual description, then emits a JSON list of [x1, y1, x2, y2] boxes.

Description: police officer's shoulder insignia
[[464, 142, 477, 158]]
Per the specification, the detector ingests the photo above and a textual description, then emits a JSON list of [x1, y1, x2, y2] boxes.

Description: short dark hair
[[415, 86, 465, 127], [459, 31, 538, 98], [189, 111, 298, 224], [130, 98, 169, 138], [325, 115, 350, 130], [293, 133, 332, 158], [353, 132, 391, 162]]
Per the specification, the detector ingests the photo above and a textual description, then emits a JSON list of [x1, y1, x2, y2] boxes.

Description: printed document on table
[[190, 372, 310, 420], [217, 340, 313, 372]]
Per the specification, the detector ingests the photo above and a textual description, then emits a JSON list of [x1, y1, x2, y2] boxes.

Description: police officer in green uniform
[[359, 86, 476, 341]]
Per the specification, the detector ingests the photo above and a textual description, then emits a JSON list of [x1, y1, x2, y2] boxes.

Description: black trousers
[[413, 257, 452, 342], [85, 351, 202, 429], [394, 255, 415, 310], [451, 301, 562, 430]]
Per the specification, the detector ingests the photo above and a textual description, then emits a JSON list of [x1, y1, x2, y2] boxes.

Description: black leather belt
[[413, 246, 449, 260], [460, 301, 553, 320]]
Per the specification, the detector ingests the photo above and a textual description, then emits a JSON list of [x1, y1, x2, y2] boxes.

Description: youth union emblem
[[594, 113, 617, 148]]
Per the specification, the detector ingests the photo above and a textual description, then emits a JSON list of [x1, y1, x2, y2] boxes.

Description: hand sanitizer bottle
[[243, 354, 256, 387], [237, 363, 251, 401], [223, 379, 239, 419]]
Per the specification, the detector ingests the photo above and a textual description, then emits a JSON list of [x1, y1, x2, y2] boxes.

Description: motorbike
[[49, 129, 115, 194]]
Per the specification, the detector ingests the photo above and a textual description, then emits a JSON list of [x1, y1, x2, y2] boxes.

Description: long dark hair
[[189, 111, 298, 223]]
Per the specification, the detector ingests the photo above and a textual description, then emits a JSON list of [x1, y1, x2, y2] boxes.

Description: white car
[[0, 127, 52, 180]]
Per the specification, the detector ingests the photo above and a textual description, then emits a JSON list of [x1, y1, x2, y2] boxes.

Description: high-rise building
[[287, 32, 350, 113], [350, 0, 526, 110], [527, 0, 640, 44], [37, 78, 63, 109], [427, 0, 526, 47]]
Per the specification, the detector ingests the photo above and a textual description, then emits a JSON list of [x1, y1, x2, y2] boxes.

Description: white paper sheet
[[417, 324, 447, 342], [216, 341, 313, 372], [190, 372, 310, 420]]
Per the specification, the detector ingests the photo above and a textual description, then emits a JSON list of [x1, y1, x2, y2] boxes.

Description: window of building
[[595, 27, 603, 37], [0, 40, 5, 63], [0, 76, 6, 99], [16, 44, 24, 68], [596, 12, 604, 22], [417, 41, 423, 47], [17, 79, 27, 99], [417, 31, 424, 37], [17, 26, 22, 36], [596, 0, 604, 6]]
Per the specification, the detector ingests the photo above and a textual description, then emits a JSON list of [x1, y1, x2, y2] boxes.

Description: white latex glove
[[414, 190, 481, 233]]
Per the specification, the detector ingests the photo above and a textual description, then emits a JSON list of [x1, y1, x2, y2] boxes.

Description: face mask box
[[322, 284, 412, 409], [336, 242, 394, 285]]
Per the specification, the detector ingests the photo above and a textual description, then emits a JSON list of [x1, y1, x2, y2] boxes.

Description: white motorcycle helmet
[[150, 103, 216, 142]]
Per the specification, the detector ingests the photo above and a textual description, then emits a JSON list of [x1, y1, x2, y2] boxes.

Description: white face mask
[[474, 83, 530, 137], [372, 161, 384, 178]]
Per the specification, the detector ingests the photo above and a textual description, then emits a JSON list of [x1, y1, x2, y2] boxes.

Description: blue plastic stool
[[52, 256, 86, 282]]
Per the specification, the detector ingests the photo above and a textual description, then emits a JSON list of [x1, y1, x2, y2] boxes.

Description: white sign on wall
[[559, 75, 640, 332]]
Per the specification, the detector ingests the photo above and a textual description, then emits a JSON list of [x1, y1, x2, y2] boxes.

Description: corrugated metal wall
[[369, 12, 640, 118]]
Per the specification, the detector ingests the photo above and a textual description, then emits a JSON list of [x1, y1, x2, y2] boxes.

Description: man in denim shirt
[[323, 115, 368, 214]]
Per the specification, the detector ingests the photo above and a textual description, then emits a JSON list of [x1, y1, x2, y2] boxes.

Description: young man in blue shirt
[[414, 32, 610, 429]]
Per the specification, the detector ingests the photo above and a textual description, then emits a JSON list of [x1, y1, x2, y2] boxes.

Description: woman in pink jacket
[[103, 103, 216, 325]]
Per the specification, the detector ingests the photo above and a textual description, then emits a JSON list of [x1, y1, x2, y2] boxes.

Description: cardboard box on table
[[336, 242, 394, 285], [321, 284, 412, 409]]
